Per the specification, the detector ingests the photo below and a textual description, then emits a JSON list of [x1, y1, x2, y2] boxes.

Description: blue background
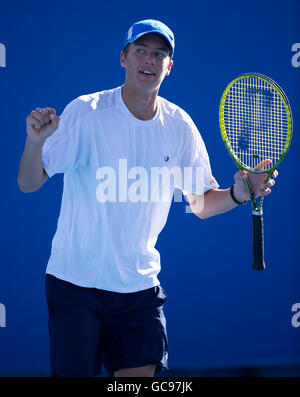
[[0, 0, 299, 376]]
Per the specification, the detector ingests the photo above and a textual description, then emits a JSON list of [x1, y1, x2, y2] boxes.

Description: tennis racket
[[219, 73, 293, 270]]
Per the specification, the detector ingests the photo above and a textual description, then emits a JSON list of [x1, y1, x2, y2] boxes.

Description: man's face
[[121, 34, 173, 94]]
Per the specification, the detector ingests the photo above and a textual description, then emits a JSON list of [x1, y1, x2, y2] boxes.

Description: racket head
[[219, 73, 293, 175]]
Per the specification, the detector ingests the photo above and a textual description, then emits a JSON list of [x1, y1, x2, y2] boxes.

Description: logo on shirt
[[164, 155, 169, 162]]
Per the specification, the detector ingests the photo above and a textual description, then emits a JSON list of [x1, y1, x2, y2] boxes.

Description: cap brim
[[127, 30, 173, 55]]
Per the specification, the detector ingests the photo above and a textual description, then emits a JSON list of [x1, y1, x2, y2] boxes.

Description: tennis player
[[17, 19, 277, 377]]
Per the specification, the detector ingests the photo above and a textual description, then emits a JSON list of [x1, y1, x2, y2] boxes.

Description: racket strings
[[222, 77, 289, 170]]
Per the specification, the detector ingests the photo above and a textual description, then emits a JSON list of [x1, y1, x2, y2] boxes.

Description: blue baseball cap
[[122, 19, 175, 58]]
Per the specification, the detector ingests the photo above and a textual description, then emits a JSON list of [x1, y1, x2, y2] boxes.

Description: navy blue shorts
[[45, 274, 168, 377]]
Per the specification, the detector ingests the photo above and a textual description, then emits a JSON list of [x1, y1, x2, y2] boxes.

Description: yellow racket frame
[[219, 73, 293, 211]]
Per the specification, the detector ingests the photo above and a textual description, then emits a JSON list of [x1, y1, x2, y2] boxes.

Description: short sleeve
[[42, 99, 89, 177], [177, 121, 219, 195]]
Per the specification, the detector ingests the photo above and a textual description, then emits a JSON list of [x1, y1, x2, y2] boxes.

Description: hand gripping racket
[[219, 73, 293, 270]]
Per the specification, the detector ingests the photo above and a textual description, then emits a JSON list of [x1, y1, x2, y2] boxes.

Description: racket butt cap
[[252, 261, 266, 271]]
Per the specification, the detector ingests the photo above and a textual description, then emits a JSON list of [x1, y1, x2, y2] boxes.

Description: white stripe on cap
[[127, 26, 133, 40]]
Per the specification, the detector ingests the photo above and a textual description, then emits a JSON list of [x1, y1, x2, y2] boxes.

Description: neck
[[121, 83, 158, 121]]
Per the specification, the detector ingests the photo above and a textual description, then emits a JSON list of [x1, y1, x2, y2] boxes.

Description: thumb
[[51, 115, 60, 129], [235, 169, 248, 181], [241, 170, 249, 180]]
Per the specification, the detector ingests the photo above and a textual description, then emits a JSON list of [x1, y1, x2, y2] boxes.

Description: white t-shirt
[[42, 86, 219, 292]]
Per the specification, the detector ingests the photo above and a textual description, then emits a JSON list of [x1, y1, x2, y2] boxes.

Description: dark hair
[[123, 43, 131, 57]]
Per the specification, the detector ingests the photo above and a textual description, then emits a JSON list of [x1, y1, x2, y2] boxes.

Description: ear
[[165, 60, 173, 76], [120, 51, 126, 69]]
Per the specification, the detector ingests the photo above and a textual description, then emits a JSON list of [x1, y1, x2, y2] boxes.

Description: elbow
[[187, 192, 213, 220], [17, 183, 31, 193], [190, 204, 217, 219], [17, 179, 39, 193], [196, 212, 209, 220], [195, 212, 211, 220], [190, 207, 211, 220], [17, 178, 27, 193]]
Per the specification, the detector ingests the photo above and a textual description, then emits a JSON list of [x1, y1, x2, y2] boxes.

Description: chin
[[125, 75, 163, 95], [137, 80, 162, 94]]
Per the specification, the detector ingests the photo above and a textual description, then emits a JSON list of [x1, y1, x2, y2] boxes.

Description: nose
[[144, 51, 155, 65]]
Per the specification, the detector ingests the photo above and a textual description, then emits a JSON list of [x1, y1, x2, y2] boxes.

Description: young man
[[17, 20, 277, 377]]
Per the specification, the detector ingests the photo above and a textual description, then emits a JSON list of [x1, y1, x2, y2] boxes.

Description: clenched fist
[[26, 107, 60, 144]]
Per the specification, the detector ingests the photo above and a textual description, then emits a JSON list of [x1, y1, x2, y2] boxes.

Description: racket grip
[[252, 212, 266, 271]]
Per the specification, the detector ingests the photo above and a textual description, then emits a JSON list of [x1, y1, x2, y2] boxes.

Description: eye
[[157, 51, 168, 59], [136, 48, 145, 54]]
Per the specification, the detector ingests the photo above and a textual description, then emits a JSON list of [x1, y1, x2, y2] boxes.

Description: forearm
[[17, 137, 47, 193], [188, 167, 277, 219], [190, 187, 245, 219]]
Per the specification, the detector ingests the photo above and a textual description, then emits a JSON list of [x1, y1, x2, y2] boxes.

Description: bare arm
[[17, 107, 60, 193], [18, 137, 49, 192], [187, 169, 277, 219], [187, 187, 240, 219]]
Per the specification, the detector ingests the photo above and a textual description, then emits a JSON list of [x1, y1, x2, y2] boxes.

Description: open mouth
[[139, 70, 155, 76]]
